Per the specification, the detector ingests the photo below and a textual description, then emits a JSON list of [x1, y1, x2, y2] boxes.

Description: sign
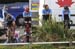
[[31, 0, 39, 11], [56, 0, 74, 7]]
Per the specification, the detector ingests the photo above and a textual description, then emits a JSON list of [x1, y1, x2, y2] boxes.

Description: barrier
[[0, 41, 75, 45]]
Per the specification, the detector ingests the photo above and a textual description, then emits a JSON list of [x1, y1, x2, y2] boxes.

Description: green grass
[[32, 19, 75, 42], [0, 44, 56, 49], [0, 45, 29, 49], [32, 20, 65, 42], [31, 44, 56, 49], [0, 44, 75, 49]]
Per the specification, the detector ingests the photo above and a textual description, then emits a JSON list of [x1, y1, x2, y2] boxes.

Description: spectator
[[42, 4, 52, 21], [62, 6, 71, 29]]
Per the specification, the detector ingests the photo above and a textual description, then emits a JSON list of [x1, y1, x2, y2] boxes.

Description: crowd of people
[[0, 4, 71, 43], [42, 4, 71, 29], [0, 6, 32, 43]]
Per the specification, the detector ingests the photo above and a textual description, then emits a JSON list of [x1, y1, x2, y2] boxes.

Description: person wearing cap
[[62, 6, 71, 29], [42, 4, 52, 21], [23, 7, 32, 22]]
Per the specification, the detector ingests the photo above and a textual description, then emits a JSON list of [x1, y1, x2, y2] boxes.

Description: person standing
[[42, 4, 52, 21], [62, 6, 71, 29]]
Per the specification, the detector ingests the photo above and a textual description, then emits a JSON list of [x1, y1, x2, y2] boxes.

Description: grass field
[[0, 44, 75, 49]]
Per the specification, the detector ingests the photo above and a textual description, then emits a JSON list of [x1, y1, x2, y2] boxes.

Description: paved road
[[70, 26, 75, 29], [15, 27, 25, 36]]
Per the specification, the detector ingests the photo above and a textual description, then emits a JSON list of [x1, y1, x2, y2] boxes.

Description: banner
[[31, 0, 39, 11]]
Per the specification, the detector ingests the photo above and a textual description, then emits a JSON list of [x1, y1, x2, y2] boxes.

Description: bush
[[32, 20, 65, 42]]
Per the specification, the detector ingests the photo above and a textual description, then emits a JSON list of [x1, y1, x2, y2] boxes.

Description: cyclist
[[23, 7, 32, 22], [23, 7, 32, 42], [5, 14, 16, 43]]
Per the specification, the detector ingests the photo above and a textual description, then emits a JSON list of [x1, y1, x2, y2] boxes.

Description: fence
[[0, 41, 75, 45]]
